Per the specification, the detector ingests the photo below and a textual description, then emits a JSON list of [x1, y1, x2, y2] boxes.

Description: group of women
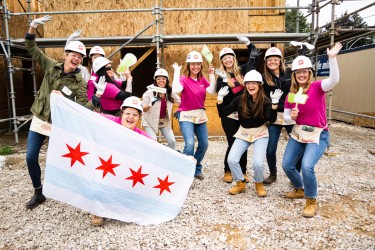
[[24, 15, 343, 225]]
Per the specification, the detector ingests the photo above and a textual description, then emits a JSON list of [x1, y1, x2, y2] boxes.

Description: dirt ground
[[0, 121, 374, 249]]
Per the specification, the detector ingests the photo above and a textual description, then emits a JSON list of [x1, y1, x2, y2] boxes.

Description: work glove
[[30, 15, 52, 28], [250, 47, 261, 59], [270, 89, 283, 104], [217, 86, 230, 102], [150, 96, 161, 106], [215, 69, 228, 83], [237, 36, 250, 46], [119, 73, 127, 82], [65, 29, 82, 49], [303, 42, 315, 50], [94, 76, 107, 96]]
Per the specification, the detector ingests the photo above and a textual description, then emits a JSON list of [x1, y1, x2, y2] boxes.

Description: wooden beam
[[130, 47, 155, 70]]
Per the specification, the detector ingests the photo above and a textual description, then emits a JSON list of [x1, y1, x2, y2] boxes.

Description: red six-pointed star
[[125, 166, 149, 187], [153, 175, 175, 195], [62, 142, 89, 167], [95, 155, 120, 178]]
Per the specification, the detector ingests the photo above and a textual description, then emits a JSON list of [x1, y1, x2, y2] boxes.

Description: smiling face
[[121, 107, 141, 130], [221, 54, 235, 70], [188, 62, 202, 78], [91, 53, 103, 63], [63, 52, 83, 73], [245, 81, 260, 98], [294, 68, 310, 87], [155, 76, 167, 88], [266, 56, 281, 74]]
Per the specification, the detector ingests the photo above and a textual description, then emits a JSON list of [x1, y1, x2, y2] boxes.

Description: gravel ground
[[0, 121, 374, 249]]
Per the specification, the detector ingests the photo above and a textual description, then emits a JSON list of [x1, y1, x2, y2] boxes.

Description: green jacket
[[26, 38, 90, 122]]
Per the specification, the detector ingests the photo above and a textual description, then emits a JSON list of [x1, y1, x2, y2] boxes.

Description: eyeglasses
[[104, 66, 113, 71]]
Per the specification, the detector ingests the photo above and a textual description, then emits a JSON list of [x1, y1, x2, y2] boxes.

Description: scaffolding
[[1, 0, 374, 143]]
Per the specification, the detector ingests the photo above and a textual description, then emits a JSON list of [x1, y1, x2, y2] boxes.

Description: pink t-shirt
[[285, 80, 328, 129], [100, 113, 153, 139], [177, 76, 210, 111], [87, 72, 123, 111], [159, 98, 167, 119]]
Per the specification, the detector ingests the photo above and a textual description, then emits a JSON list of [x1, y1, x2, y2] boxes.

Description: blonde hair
[[263, 57, 286, 87], [219, 57, 244, 88], [290, 69, 313, 94]]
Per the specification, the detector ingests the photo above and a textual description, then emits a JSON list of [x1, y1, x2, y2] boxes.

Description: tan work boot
[[91, 214, 104, 226], [229, 181, 246, 195], [243, 174, 250, 183], [302, 198, 317, 217], [285, 188, 304, 199], [255, 182, 267, 197], [223, 171, 233, 183]]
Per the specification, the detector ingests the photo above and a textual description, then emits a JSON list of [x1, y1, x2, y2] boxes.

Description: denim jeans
[[26, 130, 47, 188], [179, 120, 208, 176], [220, 115, 247, 173], [228, 137, 268, 182], [282, 129, 330, 198], [144, 126, 176, 150], [267, 124, 303, 175]]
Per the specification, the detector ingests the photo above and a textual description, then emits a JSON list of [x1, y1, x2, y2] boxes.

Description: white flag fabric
[[44, 93, 195, 225]]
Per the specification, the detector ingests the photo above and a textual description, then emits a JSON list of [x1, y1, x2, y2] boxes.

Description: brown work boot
[[285, 188, 304, 199], [302, 198, 317, 217], [91, 214, 104, 226], [263, 174, 277, 185], [243, 174, 250, 183], [223, 171, 233, 183], [229, 181, 246, 195], [194, 174, 204, 180], [255, 182, 267, 197]]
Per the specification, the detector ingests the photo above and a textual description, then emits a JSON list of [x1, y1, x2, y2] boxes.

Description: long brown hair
[[219, 58, 244, 88], [290, 69, 313, 94], [263, 57, 286, 87], [240, 83, 267, 119], [183, 63, 204, 80]]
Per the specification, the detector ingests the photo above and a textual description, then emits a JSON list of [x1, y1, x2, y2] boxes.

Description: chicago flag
[[44, 93, 195, 225]]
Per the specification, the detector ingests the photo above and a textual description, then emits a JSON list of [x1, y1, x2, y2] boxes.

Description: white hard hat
[[264, 47, 282, 59], [89, 46, 105, 57], [244, 70, 263, 84], [219, 47, 236, 59], [92, 57, 112, 73], [186, 51, 203, 63], [65, 41, 86, 58], [291, 56, 313, 71], [121, 96, 143, 113], [154, 68, 169, 80]]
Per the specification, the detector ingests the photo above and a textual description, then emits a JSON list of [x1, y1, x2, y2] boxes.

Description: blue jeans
[[267, 124, 302, 174], [26, 130, 47, 188], [144, 126, 176, 150], [282, 130, 330, 198], [228, 137, 268, 182], [179, 120, 208, 176]]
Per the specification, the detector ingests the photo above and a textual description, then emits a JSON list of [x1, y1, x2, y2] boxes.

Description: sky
[[285, 0, 375, 26]]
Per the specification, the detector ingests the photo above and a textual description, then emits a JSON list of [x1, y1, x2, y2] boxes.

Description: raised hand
[[270, 89, 283, 104], [327, 42, 343, 59], [214, 69, 228, 83], [94, 76, 107, 96], [67, 29, 82, 41], [30, 15, 52, 28], [250, 47, 261, 59], [237, 36, 250, 46], [217, 86, 230, 101], [172, 62, 181, 71]]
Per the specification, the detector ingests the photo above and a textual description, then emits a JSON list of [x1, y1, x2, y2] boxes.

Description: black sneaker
[[263, 175, 277, 185]]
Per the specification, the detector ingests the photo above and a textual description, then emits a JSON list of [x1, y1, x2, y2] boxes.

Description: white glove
[[30, 15, 52, 28], [172, 62, 183, 93], [215, 69, 228, 83], [270, 89, 283, 104], [303, 42, 315, 50], [217, 86, 230, 101], [150, 96, 161, 106], [67, 29, 82, 42], [119, 73, 126, 81], [237, 36, 250, 46], [290, 41, 303, 48], [94, 76, 107, 96]]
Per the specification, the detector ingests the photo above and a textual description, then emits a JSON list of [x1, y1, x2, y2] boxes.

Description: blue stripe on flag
[[45, 163, 180, 216]]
